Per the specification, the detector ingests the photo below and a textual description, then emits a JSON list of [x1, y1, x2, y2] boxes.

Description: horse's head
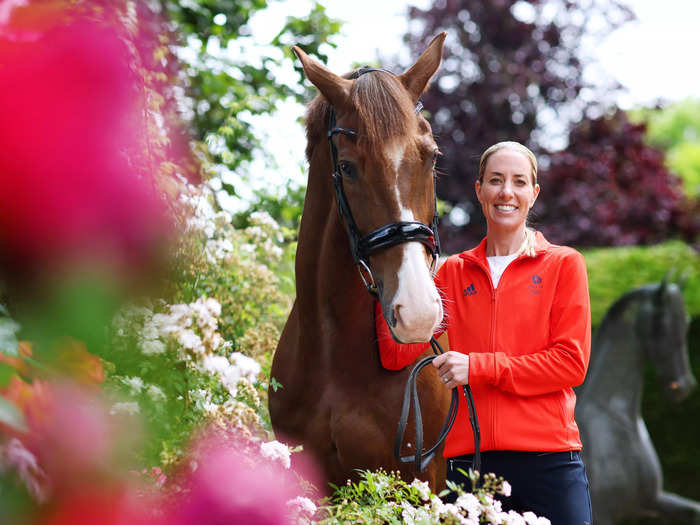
[[293, 34, 447, 343], [638, 279, 697, 402]]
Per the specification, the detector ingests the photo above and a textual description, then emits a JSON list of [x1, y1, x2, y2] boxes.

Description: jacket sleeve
[[375, 301, 431, 370], [468, 251, 591, 396]]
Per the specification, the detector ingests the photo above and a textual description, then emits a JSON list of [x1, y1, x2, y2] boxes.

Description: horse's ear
[[292, 46, 352, 109], [656, 268, 675, 304], [398, 32, 446, 103], [678, 268, 691, 290]]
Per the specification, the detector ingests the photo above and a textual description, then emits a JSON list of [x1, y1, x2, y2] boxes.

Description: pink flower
[[3, 438, 50, 502], [169, 440, 295, 524], [0, 6, 181, 287]]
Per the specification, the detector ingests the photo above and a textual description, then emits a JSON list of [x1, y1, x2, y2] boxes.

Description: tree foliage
[[536, 111, 696, 247], [632, 98, 700, 197], [402, 0, 633, 251], [162, 0, 341, 165]]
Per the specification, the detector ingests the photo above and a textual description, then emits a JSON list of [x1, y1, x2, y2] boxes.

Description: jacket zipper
[[484, 256, 520, 451], [489, 285, 497, 450], [473, 255, 524, 451]]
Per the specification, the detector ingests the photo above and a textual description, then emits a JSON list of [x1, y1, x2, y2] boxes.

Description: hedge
[[582, 240, 700, 329]]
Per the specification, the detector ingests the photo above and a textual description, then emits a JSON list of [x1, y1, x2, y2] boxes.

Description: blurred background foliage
[[631, 98, 700, 198], [0, 0, 699, 523]]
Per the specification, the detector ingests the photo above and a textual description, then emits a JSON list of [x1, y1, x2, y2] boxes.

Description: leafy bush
[[631, 97, 700, 197], [319, 469, 551, 524], [581, 240, 700, 328], [537, 111, 694, 247]]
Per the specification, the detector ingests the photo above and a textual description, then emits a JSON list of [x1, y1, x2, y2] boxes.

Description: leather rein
[[326, 66, 481, 475]]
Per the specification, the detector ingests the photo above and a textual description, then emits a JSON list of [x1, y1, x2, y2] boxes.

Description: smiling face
[[475, 147, 540, 236]]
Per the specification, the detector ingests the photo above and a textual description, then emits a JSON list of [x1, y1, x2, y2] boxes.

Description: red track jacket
[[376, 232, 591, 457]]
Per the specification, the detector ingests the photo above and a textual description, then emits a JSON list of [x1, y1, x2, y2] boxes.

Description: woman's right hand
[[433, 351, 469, 389]]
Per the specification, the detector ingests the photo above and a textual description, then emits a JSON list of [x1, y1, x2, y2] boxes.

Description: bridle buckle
[[357, 259, 378, 295]]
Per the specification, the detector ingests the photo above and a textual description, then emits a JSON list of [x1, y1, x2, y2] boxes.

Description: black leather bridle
[[326, 66, 480, 476]]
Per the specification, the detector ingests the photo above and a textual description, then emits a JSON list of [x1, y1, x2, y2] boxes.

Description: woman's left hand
[[432, 351, 469, 389]]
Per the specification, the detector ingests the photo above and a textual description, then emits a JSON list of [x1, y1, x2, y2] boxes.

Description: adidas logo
[[463, 283, 477, 296]]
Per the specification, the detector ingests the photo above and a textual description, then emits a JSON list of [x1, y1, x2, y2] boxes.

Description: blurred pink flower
[[23, 383, 141, 496], [0, 5, 178, 284], [3, 437, 50, 502], [167, 430, 323, 525], [169, 441, 295, 524], [40, 484, 166, 525]]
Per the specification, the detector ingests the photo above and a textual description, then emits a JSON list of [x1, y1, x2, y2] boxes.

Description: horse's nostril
[[392, 305, 401, 328]]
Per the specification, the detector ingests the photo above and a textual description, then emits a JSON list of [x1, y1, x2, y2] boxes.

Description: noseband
[[327, 67, 440, 295], [326, 67, 481, 477]]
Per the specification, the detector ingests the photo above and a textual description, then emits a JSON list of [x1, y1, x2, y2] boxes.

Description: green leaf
[[0, 362, 15, 388], [0, 397, 26, 432], [270, 376, 283, 392], [221, 181, 237, 197]]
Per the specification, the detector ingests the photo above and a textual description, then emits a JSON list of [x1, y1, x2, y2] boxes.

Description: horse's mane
[[596, 286, 653, 334], [304, 69, 416, 161]]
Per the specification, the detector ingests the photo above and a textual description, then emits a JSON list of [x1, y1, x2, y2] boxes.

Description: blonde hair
[[478, 141, 538, 185], [479, 141, 539, 258]]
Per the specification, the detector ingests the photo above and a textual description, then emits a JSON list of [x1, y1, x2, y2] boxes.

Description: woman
[[376, 141, 592, 524]]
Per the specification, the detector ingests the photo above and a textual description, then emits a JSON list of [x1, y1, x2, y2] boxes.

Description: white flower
[[142, 322, 159, 340], [429, 494, 447, 518], [202, 354, 231, 375], [287, 496, 317, 519], [213, 210, 232, 227], [221, 366, 242, 396], [501, 480, 512, 497], [123, 376, 144, 394], [259, 440, 291, 469], [410, 479, 431, 501], [523, 512, 551, 525], [147, 385, 166, 402], [110, 401, 140, 415], [441, 502, 463, 521], [456, 492, 481, 520], [229, 352, 261, 383], [504, 510, 527, 525], [401, 501, 432, 524], [177, 329, 204, 353], [249, 210, 279, 228], [140, 338, 166, 355], [268, 244, 283, 260], [246, 225, 264, 239], [203, 297, 221, 317]]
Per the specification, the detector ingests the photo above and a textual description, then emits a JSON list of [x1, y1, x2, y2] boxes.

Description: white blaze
[[384, 141, 442, 342]]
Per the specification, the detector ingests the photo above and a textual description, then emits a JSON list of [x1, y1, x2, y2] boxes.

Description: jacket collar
[[459, 230, 551, 265]]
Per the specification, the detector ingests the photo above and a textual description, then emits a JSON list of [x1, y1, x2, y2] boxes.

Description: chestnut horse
[[269, 34, 451, 490]]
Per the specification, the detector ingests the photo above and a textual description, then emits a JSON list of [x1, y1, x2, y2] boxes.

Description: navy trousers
[[446, 450, 592, 525]]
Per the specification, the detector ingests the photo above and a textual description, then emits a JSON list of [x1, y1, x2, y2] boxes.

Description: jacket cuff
[[468, 352, 495, 387]]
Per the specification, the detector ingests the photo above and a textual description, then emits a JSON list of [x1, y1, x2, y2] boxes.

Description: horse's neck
[[295, 144, 375, 351], [582, 295, 646, 416]]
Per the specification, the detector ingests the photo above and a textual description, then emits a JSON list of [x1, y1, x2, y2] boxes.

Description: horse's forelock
[[303, 71, 417, 161], [350, 73, 416, 153]]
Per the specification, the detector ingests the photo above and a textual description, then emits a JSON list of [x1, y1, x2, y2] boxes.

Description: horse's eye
[[339, 160, 358, 179]]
